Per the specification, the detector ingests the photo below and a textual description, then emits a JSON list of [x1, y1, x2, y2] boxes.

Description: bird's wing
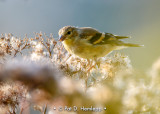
[[79, 27, 101, 40], [88, 33, 142, 47], [78, 27, 112, 44], [78, 27, 138, 46], [79, 29, 123, 44], [94, 33, 125, 45]]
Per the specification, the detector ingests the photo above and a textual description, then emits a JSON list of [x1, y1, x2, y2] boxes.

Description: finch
[[58, 26, 143, 59]]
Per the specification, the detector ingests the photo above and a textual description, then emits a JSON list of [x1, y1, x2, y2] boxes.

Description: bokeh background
[[0, 0, 160, 71]]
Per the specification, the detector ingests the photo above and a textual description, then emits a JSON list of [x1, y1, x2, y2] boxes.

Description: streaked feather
[[79, 30, 142, 47], [114, 36, 130, 39], [121, 43, 143, 47]]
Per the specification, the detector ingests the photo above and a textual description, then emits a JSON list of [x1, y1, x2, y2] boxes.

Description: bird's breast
[[63, 39, 115, 59]]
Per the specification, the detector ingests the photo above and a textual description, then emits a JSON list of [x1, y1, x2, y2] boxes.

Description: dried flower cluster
[[0, 33, 160, 114]]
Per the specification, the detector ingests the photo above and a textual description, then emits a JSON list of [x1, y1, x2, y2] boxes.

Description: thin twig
[[43, 104, 47, 114], [20, 108, 24, 114]]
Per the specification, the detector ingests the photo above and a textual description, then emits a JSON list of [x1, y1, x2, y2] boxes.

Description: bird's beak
[[59, 35, 66, 42]]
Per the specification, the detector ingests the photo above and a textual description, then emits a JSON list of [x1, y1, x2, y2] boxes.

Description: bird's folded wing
[[88, 33, 142, 47], [81, 32, 129, 45], [94, 33, 126, 45], [79, 27, 112, 44], [79, 27, 100, 40], [78, 27, 130, 45]]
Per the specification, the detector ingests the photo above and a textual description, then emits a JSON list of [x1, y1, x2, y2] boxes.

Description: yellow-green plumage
[[59, 26, 143, 59], [62, 38, 116, 59]]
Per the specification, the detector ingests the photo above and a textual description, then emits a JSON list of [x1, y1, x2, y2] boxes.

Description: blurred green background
[[0, 0, 160, 71]]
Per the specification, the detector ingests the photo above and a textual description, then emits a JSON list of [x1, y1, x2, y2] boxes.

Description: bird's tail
[[116, 43, 143, 50], [123, 43, 144, 47], [115, 36, 130, 39]]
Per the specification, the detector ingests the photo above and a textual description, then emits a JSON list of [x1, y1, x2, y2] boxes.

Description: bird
[[58, 26, 143, 59]]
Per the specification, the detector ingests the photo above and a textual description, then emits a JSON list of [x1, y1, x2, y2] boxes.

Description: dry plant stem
[[87, 65, 96, 72], [87, 58, 99, 72], [62, 54, 72, 63], [41, 41, 52, 58], [48, 50, 52, 58], [51, 44, 56, 52], [48, 41, 57, 58], [84, 73, 90, 93], [43, 105, 47, 114], [86, 59, 91, 68], [14, 49, 19, 57], [8, 110, 16, 114], [20, 108, 24, 114], [13, 41, 30, 57], [21, 43, 30, 51]]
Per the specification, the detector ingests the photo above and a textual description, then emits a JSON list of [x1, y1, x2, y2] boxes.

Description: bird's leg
[[95, 58, 101, 68], [87, 58, 97, 72], [87, 57, 101, 72], [60, 54, 72, 65], [87, 64, 95, 72], [86, 59, 93, 72], [64, 54, 72, 63], [86, 59, 91, 67]]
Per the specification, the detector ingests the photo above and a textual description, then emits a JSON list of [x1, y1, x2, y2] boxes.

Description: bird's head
[[58, 26, 78, 42]]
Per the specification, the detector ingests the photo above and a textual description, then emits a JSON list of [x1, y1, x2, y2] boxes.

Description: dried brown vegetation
[[0, 33, 159, 114]]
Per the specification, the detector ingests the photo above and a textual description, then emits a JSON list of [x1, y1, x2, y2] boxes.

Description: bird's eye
[[67, 31, 71, 35]]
